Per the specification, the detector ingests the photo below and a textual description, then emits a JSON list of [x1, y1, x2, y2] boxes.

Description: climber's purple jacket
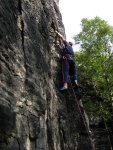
[[61, 40, 78, 83], [63, 40, 74, 60]]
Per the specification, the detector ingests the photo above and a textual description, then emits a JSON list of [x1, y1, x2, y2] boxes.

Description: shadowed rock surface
[[0, 0, 112, 150]]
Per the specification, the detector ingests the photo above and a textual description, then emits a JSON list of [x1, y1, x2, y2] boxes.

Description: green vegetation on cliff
[[74, 16, 113, 146]]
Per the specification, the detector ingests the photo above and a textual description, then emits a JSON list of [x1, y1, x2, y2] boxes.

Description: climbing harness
[[69, 77, 95, 150], [51, 1, 95, 149]]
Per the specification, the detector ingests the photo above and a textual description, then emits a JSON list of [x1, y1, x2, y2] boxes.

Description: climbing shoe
[[58, 87, 68, 91]]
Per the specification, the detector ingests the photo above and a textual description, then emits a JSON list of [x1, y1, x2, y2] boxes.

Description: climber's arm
[[55, 31, 65, 41]]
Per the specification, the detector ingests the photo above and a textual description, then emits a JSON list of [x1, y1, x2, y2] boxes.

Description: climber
[[55, 30, 78, 91]]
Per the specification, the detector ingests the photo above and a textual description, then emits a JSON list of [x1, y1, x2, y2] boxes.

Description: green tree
[[74, 17, 113, 146]]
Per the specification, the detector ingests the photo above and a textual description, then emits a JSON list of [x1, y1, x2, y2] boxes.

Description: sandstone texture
[[0, 0, 111, 150]]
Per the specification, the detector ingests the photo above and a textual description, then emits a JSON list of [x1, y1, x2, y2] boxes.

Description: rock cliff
[[0, 0, 110, 150]]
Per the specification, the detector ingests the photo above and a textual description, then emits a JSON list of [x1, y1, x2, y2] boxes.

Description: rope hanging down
[[51, 1, 94, 149], [69, 77, 95, 150]]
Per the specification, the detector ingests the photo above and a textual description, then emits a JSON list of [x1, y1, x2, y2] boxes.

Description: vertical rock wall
[[0, 0, 61, 149], [0, 0, 94, 150]]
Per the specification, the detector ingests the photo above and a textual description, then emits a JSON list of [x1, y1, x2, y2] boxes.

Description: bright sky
[[59, 0, 113, 51]]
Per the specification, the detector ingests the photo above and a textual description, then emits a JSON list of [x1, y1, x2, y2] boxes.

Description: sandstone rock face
[[0, 0, 108, 150]]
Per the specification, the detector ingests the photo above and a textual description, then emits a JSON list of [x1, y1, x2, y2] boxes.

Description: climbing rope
[[69, 77, 95, 150], [51, 1, 95, 149]]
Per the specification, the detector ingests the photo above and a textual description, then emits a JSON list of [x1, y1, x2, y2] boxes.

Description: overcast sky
[[59, 0, 113, 51]]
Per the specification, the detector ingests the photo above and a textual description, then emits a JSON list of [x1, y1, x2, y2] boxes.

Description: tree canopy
[[74, 17, 113, 138]]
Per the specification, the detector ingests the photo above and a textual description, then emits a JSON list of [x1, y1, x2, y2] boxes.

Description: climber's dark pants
[[62, 59, 78, 83]]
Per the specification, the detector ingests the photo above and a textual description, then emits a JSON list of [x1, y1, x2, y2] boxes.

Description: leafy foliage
[[74, 17, 113, 122]]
